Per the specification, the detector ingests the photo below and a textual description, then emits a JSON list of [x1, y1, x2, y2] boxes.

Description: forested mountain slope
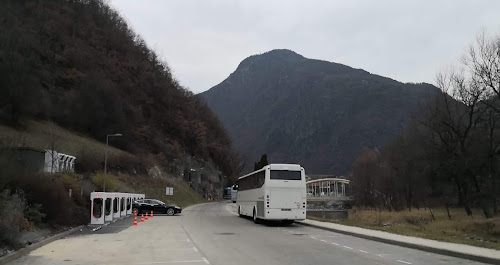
[[201, 50, 438, 174], [0, 0, 239, 178]]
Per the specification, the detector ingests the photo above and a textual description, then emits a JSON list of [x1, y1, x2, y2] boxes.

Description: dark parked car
[[132, 199, 181, 216]]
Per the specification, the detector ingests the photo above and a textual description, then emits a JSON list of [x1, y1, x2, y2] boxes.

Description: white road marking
[[202, 257, 211, 264], [320, 240, 327, 242], [136, 260, 207, 264], [343, 246, 353, 249], [310, 236, 317, 239], [153, 240, 190, 243], [193, 247, 198, 252], [186, 238, 190, 243], [154, 248, 198, 251], [331, 243, 339, 246], [359, 250, 369, 254], [397, 260, 412, 264], [225, 204, 239, 216]]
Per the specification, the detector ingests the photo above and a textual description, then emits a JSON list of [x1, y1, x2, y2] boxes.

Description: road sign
[[166, 187, 174, 196]]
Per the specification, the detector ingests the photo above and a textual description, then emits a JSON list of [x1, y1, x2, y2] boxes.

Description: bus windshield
[[270, 170, 302, 180]]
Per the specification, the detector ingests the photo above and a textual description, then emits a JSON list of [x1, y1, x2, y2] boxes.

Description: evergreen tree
[[254, 154, 269, 170]]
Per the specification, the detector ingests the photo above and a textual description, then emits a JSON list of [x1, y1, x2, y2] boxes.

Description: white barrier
[[90, 192, 105, 225]]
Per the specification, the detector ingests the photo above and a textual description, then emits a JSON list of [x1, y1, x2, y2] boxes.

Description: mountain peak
[[235, 49, 305, 71], [261, 49, 305, 59]]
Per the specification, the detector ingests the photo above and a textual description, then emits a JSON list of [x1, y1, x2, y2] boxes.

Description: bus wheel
[[253, 209, 260, 224], [282, 220, 294, 226]]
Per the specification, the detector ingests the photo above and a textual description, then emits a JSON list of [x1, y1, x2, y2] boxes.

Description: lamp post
[[103, 133, 122, 192]]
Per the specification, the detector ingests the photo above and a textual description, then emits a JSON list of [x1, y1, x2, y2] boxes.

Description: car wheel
[[166, 208, 175, 216], [253, 208, 260, 224]]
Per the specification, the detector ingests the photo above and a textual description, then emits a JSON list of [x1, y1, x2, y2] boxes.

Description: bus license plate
[[281, 209, 291, 211]]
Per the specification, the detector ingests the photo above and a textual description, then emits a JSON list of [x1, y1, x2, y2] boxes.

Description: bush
[[91, 172, 116, 191], [0, 190, 26, 248], [24, 203, 46, 226], [60, 173, 82, 193], [18, 174, 86, 226]]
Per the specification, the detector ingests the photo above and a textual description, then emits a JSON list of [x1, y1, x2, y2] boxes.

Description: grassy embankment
[[0, 120, 204, 208], [308, 208, 500, 250]]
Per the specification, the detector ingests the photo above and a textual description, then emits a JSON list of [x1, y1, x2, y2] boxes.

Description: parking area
[[10, 214, 210, 265]]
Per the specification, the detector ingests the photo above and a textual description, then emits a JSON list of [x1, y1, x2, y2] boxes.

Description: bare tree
[[463, 31, 500, 215], [464, 31, 500, 103]]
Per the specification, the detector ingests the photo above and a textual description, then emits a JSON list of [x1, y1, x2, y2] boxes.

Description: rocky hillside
[[201, 50, 438, 174]]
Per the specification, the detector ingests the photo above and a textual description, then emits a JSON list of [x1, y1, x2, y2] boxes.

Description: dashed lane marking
[[310, 236, 317, 239], [396, 260, 412, 265], [136, 260, 207, 264], [320, 240, 327, 242], [359, 250, 369, 254], [343, 246, 353, 250], [331, 243, 339, 246], [154, 248, 198, 251], [193, 247, 198, 252]]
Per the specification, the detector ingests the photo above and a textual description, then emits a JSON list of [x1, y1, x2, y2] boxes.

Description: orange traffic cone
[[140, 214, 144, 222], [151, 210, 154, 218], [133, 215, 138, 226], [145, 212, 149, 221]]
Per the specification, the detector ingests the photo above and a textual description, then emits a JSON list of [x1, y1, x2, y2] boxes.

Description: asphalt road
[[182, 202, 488, 265], [9, 202, 490, 265]]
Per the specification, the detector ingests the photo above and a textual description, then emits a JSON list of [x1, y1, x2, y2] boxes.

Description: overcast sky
[[110, 0, 500, 94]]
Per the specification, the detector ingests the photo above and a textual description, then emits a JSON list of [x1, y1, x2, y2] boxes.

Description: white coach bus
[[236, 164, 306, 224]]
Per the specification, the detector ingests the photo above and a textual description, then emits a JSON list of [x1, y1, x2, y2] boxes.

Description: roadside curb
[[0, 225, 85, 265], [299, 220, 500, 265]]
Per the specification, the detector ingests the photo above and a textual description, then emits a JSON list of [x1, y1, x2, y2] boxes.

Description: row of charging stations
[[90, 192, 145, 225]]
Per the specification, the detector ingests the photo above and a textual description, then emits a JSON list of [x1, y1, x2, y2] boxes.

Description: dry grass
[[313, 207, 500, 250], [0, 120, 205, 208], [116, 174, 205, 208], [0, 119, 127, 162]]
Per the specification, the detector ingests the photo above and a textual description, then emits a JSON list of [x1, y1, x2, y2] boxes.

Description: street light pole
[[103, 133, 122, 192]]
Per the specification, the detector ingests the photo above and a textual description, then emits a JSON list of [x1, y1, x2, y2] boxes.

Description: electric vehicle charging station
[[90, 192, 145, 224], [126, 194, 132, 215], [90, 192, 105, 225], [120, 193, 127, 217], [112, 193, 121, 220], [104, 193, 114, 222]]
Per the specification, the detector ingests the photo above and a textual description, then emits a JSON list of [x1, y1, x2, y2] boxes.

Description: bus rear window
[[270, 170, 302, 180]]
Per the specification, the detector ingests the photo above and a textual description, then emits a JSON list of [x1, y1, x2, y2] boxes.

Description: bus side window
[[257, 172, 264, 188]]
